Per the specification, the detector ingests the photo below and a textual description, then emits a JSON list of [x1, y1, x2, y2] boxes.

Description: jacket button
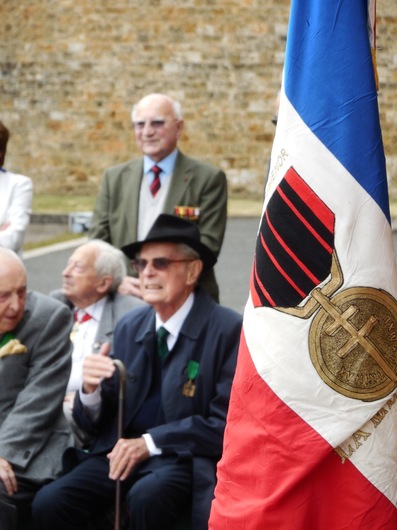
[[128, 373, 136, 382]]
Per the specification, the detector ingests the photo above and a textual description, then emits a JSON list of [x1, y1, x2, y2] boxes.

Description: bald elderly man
[[0, 248, 73, 530], [88, 93, 228, 303]]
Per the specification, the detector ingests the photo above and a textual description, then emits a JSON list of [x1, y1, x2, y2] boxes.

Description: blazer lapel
[[124, 316, 157, 431], [164, 152, 193, 213], [94, 294, 114, 346], [121, 159, 144, 245]]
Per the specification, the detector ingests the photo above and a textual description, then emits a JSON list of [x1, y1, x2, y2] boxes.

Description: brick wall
[[1, 1, 396, 200], [377, 0, 397, 191]]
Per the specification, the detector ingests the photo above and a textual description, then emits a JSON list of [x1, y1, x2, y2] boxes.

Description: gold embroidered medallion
[[276, 253, 397, 401], [309, 286, 397, 401]]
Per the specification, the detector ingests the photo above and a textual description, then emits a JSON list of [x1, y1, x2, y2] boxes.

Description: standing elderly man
[[33, 214, 242, 530], [88, 93, 228, 303], [0, 248, 73, 530], [51, 239, 145, 447]]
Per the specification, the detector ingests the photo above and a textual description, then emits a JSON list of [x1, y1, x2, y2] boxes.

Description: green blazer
[[89, 151, 228, 301]]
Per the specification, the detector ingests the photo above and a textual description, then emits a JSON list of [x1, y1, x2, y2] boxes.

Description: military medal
[[174, 206, 200, 221], [182, 360, 200, 397], [182, 380, 196, 397], [70, 322, 78, 343]]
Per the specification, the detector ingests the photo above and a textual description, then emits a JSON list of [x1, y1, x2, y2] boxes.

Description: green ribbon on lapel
[[0, 333, 15, 348], [186, 360, 200, 380]]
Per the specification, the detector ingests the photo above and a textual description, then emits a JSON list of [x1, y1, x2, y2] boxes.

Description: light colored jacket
[[0, 169, 33, 253]]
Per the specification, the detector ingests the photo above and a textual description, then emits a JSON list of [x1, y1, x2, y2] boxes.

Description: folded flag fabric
[[209, 1, 397, 529]]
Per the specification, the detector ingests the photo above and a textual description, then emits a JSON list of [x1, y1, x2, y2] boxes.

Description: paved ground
[[23, 216, 397, 314], [23, 217, 260, 313]]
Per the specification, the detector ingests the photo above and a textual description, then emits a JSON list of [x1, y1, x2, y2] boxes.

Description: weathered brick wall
[[1, 1, 396, 200], [377, 0, 397, 193]]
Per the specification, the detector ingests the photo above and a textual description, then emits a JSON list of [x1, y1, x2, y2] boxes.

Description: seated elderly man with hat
[[32, 214, 242, 530]]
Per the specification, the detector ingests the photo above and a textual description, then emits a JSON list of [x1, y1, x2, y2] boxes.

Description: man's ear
[[175, 119, 184, 140], [96, 275, 113, 294], [186, 259, 203, 286]]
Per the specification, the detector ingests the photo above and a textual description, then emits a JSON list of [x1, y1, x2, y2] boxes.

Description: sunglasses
[[131, 257, 195, 273]]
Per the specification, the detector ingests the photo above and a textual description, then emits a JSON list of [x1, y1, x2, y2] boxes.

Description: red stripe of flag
[[276, 185, 333, 254], [258, 231, 307, 299], [250, 260, 276, 307], [285, 167, 335, 234], [265, 209, 321, 285]]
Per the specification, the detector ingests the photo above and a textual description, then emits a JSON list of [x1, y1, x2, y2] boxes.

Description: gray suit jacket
[[50, 290, 145, 348], [0, 292, 73, 482], [88, 151, 228, 300]]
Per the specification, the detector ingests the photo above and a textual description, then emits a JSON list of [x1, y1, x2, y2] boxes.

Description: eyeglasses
[[133, 119, 167, 130], [131, 257, 195, 273]]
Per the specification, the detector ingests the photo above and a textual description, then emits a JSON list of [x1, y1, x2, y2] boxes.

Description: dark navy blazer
[[73, 288, 242, 529]]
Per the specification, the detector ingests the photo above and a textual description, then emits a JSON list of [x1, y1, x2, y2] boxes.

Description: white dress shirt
[[67, 298, 105, 393]]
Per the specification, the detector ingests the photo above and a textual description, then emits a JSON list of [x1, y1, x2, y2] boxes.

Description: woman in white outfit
[[0, 121, 33, 255]]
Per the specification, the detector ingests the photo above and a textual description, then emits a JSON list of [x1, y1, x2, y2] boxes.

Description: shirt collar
[[143, 149, 178, 176], [75, 296, 107, 322], [155, 292, 195, 350]]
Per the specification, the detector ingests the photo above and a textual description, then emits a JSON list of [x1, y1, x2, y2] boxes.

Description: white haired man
[[51, 239, 145, 447], [88, 93, 228, 303]]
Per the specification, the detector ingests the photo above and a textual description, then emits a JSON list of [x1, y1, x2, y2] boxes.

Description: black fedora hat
[[121, 214, 217, 270]]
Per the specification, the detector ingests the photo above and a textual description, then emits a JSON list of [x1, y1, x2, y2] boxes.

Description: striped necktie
[[150, 165, 162, 196]]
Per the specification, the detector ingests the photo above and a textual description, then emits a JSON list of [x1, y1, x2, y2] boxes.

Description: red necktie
[[150, 165, 162, 197], [73, 311, 92, 324]]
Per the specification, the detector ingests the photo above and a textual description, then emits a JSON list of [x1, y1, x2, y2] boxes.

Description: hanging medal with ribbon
[[182, 360, 200, 397]]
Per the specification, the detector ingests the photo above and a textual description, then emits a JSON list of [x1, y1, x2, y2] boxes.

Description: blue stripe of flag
[[284, 0, 390, 222]]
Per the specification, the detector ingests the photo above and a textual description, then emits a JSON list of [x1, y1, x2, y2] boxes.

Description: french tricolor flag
[[209, 1, 397, 528]]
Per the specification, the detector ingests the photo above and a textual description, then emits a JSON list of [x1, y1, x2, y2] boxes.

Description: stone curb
[[30, 213, 69, 224]]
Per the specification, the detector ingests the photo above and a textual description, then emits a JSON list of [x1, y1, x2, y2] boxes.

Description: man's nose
[[141, 121, 156, 134], [8, 292, 22, 311], [62, 263, 72, 276], [142, 261, 156, 275]]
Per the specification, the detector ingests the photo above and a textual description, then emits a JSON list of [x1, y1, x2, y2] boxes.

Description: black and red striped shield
[[251, 167, 335, 308]]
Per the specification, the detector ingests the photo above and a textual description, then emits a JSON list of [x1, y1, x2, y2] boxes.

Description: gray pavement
[[23, 216, 397, 314], [23, 217, 260, 313]]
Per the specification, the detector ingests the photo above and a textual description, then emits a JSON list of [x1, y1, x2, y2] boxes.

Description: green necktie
[[157, 326, 170, 359]]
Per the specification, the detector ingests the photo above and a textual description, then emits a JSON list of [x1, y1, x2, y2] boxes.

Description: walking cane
[[113, 359, 127, 530]]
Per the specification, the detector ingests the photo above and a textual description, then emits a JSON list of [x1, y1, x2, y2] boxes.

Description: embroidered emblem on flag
[[251, 167, 335, 309], [251, 167, 397, 401], [309, 286, 397, 401]]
